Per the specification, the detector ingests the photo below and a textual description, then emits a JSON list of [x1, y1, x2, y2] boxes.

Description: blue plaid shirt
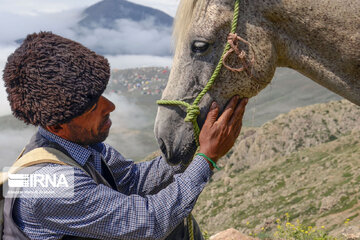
[[13, 127, 212, 239]]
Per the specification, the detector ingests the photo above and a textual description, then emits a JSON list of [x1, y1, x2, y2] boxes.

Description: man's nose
[[102, 96, 116, 113]]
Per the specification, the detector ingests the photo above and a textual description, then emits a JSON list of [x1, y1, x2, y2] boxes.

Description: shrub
[[272, 214, 341, 240]]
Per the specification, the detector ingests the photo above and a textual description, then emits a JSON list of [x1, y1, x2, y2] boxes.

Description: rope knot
[[223, 33, 256, 76], [185, 105, 200, 122]]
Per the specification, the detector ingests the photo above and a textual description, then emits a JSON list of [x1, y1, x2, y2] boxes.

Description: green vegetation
[[272, 214, 341, 240]]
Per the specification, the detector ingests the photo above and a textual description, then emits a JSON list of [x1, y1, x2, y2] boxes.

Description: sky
[[0, 0, 180, 116]]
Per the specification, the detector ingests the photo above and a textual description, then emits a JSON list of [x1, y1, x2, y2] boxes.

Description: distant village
[[107, 67, 170, 96]]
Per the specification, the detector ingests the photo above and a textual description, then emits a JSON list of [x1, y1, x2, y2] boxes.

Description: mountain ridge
[[79, 0, 173, 29]]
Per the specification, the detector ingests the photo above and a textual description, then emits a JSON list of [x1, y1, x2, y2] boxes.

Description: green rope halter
[[157, 0, 240, 147]]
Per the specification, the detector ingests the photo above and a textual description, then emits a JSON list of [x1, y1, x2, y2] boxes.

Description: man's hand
[[199, 96, 248, 169]]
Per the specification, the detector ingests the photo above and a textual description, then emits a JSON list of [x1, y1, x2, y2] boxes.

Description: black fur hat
[[3, 32, 110, 126]]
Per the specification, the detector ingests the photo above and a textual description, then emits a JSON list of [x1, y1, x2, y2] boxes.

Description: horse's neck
[[259, 0, 360, 105]]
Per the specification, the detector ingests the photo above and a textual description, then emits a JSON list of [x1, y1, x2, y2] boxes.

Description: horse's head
[[155, 0, 277, 165]]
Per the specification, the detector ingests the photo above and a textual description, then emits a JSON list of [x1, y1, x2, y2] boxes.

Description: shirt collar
[[38, 126, 92, 167]]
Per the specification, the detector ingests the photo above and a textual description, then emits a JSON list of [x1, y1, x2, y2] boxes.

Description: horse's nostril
[[158, 138, 171, 161], [158, 138, 166, 153]]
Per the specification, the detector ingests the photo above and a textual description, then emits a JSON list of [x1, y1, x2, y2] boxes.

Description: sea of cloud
[[74, 18, 173, 56]]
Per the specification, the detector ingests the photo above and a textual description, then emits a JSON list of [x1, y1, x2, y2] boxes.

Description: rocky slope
[[193, 100, 360, 237], [227, 100, 360, 172]]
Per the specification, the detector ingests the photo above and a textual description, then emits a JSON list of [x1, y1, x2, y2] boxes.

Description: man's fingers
[[229, 98, 248, 127], [233, 120, 243, 137], [204, 102, 219, 127], [217, 95, 240, 124]]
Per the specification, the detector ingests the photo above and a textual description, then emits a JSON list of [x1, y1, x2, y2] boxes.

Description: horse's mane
[[173, 0, 205, 51]]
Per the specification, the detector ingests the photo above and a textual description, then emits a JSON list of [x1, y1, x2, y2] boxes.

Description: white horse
[[155, 0, 360, 165]]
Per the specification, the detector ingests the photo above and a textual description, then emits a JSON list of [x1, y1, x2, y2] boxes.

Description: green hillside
[[193, 100, 360, 238]]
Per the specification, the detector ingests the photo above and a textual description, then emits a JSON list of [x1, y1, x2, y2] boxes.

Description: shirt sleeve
[[14, 156, 212, 240], [102, 143, 189, 196]]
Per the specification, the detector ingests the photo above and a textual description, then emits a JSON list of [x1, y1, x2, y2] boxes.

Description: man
[[2, 32, 247, 239]]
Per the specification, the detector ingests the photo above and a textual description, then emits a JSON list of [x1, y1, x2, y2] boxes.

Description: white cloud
[[106, 54, 172, 69], [0, 10, 82, 45], [0, 0, 102, 15], [73, 18, 173, 56]]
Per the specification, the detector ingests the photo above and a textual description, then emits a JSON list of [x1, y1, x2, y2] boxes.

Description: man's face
[[53, 96, 116, 146]]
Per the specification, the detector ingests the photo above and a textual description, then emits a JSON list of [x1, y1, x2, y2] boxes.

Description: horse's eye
[[191, 41, 210, 54]]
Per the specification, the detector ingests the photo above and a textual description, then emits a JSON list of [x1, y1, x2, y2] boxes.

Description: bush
[[272, 213, 341, 240]]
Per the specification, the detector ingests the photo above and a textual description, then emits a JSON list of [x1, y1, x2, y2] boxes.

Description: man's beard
[[67, 123, 110, 146]]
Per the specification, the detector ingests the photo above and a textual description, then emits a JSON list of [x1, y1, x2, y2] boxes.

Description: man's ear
[[45, 123, 72, 142], [45, 124, 64, 134]]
